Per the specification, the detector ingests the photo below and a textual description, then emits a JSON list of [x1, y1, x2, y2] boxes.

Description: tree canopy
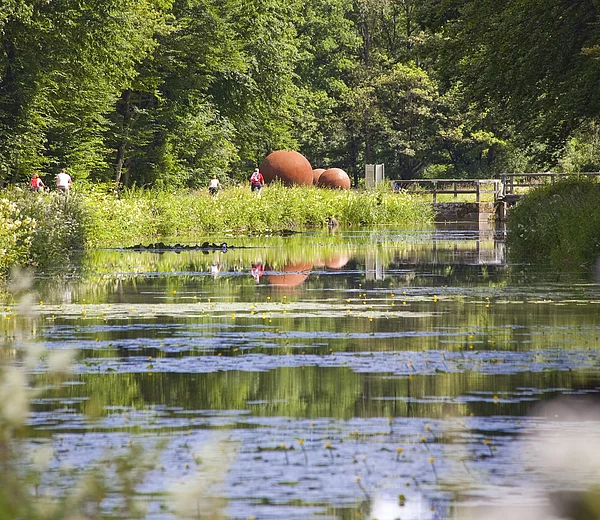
[[1, 0, 599, 187]]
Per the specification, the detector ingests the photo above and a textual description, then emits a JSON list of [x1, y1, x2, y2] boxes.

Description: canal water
[[4, 223, 600, 519]]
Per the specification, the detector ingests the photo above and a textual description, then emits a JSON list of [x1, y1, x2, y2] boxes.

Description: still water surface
[[7, 224, 600, 519]]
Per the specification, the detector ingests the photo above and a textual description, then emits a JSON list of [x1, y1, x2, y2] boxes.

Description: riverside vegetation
[[506, 178, 600, 270], [0, 184, 433, 273]]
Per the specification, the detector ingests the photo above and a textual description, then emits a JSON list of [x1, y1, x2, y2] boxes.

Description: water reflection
[[323, 253, 351, 269], [250, 262, 264, 283], [264, 261, 312, 289], [32, 225, 509, 300], [7, 224, 600, 520]]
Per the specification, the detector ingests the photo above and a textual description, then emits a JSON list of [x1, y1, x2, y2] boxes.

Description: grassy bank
[[0, 184, 434, 271], [507, 178, 600, 268]]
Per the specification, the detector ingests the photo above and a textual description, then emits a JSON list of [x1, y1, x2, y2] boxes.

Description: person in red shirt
[[30, 173, 46, 192], [250, 168, 264, 195]]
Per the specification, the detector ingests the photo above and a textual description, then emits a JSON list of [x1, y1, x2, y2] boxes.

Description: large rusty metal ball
[[312, 168, 325, 185], [317, 168, 351, 190], [259, 150, 313, 186]]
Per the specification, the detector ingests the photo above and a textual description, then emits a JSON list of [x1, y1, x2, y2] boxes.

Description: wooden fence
[[500, 172, 600, 196], [390, 179, 501, 203], [390, 173, 600, 203]]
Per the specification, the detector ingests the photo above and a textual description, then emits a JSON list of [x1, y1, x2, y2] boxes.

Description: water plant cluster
[[507, 178, 600, 269], [0, 184, 433, 273]]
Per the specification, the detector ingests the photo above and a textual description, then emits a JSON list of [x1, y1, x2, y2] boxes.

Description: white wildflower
[[169, 433, 236, 518], [0, 367, 30, 425], [17, 292, 36, 318], [47, 349, 76, 374], [23, 341, 45, 370], [31, 444, 54, 472]]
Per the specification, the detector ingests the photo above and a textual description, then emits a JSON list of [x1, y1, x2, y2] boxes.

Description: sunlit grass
[[82, 183, 434, 247]]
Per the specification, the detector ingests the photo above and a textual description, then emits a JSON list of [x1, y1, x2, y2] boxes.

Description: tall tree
[[110, 0, 303, 189], [0, 0, 171, 183], [427, 0, 600, 167], [292, 0, 360, 172]]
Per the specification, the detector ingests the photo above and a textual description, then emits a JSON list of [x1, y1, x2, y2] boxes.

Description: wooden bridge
[[389, 173, 600, 221]]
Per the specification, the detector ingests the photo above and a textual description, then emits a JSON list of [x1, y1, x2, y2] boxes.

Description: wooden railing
[[390, 173, 600, 202], [500, 172, 600, 196], [390, 179, 502, 203]]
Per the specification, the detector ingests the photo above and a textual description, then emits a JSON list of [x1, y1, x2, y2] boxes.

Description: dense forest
[[1, 0, 600, 189]]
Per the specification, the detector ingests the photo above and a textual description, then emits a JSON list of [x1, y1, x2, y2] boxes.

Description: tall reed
[[0, 183, 434, 271], [83, 183, 434, 246]]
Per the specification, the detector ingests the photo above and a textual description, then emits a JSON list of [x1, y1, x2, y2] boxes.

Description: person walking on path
[[250, 168, 264, 196], [55, 168, 72, 193], [208, 175, 222, 196], [30, 172, 46, 192]]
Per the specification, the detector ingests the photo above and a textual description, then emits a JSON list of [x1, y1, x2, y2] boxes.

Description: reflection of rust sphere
[[312, 168, 325, 185], [317, 168, 351, 190], [325, 253, 350, 269], [265, 262, 312, 288], [259, 150, 313, 186]]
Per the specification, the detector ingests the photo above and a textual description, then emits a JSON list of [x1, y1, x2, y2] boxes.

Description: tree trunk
[[114, 89, 132, 193], [350, 137, 358, 187]]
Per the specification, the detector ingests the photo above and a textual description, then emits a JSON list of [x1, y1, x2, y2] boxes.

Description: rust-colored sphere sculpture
[[259, 150, 313, 186], [317, 168, 351, 190], [312, 168, 326, 185]]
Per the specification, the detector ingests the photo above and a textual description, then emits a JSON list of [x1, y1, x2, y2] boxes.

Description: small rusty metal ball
[[317, 168, 351, 190], [259, 150, 313, 186], [312, 168, 326, 185]]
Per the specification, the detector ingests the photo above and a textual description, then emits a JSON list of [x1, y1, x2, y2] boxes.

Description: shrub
[[507, 178, 600, 268], [0, 188, 88, 272], [0, 197, 35, 271]]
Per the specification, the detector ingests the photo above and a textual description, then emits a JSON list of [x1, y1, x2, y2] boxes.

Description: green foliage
[[0, 183, 434, 270], [428, 0, 600, 167], [557, 121, 600, 173], [0, 0, 171, 182], [0, 188, 89, 273], [83, 184, 434, 247], [507, 179, 600, 269], [0, 196, 35, 272], [4, 0, 600, 186]]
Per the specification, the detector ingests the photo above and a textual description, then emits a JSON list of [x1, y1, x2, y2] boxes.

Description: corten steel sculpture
[[312, 168, 326, 185], [317, 168, 351, 190], [259, 150, 313, 186]]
